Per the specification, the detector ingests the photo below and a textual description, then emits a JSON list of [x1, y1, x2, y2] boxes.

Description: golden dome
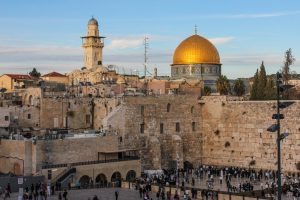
[[172, 34, 220, 65]]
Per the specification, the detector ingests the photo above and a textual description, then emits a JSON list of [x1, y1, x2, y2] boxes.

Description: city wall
[[201, 96, 300, 172]]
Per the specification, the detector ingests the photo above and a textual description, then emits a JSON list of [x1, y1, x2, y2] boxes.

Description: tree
[[282, 48, 295, 85], [29, 68, 41, 78], [250, 69, 259, 100], [216, 75, 231, 95], [265, 77, 276, 100], [233, 79, 245, 96], [203, 86, 211, 96], [257, 61, 267, 99]]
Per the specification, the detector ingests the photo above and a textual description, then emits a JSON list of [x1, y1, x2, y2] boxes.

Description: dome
[[172, 34, 220, 65], [88, 17, 98, 26]]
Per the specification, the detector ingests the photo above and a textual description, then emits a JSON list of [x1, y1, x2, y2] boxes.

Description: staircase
[[52, 167, 76, 187]]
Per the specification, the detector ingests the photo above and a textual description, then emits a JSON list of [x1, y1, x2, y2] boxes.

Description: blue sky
[[0, 0, 299, 78]]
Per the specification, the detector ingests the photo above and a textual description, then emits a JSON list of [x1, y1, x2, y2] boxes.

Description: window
[[4, 116, 9, 121], [27, 114, 31, 119], [192, 122, 196, 131], [167, 103, 171, 112], [160, 123, 164, 134], [176, 122, 180, 132], [86, 114, 91, 124], [140, 123, 145, 134], [141, 106, 144, 115]]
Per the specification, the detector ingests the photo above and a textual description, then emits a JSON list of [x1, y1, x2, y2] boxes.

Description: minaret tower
[[81, 17, 105, 70]]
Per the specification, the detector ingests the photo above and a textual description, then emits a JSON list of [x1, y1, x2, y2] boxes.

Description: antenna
[[144, 36, 149, 77], [194, 25, 197, 35]]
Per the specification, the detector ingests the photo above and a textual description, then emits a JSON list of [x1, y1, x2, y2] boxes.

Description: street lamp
[[267, 72, 294, 200]]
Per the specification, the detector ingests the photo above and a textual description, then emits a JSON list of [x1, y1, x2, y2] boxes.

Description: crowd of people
[[137, 164, 300, 199]]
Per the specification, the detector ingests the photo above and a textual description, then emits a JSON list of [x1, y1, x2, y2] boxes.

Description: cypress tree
[[250, 69, 259, 100], [257, 61, 267, 99]]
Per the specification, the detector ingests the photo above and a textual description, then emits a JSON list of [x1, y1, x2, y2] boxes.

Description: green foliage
[[216, 75, 231, 95], [282, 48, 295, 85], [250, 69, 259, 100], [257, 62, 267, 99], [203, 86, 211, 96], [29, 68, 41, 78], [233, 79, 245, 96], [250, 62, 276, 100]]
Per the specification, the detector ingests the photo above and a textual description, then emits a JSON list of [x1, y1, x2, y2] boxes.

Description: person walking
[[115, 190, 119, 200]]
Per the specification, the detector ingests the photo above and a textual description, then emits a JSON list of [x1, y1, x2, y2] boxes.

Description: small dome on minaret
[[88, 17, 98, 26]]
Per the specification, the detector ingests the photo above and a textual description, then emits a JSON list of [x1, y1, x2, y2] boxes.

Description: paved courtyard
[[11, 188, 156, 200]]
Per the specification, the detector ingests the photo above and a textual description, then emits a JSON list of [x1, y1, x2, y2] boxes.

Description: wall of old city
[[0, 135, 119, 176], [39, 97, 119, 130], [104, 95, 202, 170], [201, 96, 300, 172], [0, 140, 33, 176]]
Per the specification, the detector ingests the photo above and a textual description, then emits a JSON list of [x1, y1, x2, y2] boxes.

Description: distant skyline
[[0, 0, 299, 79]]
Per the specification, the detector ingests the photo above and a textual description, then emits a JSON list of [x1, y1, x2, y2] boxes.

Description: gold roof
[[172, 34, 220, 65]]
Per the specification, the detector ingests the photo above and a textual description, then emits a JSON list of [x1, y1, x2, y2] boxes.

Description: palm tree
[[216, 75, 231, 95], [233, 79, 245, 96]]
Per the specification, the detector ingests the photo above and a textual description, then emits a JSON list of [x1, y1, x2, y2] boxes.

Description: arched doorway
[[79, 175, 90, 189], [95, 173, 107, 188], [13, 163, 21, 176], [28, 95, 33, 105], [111, 171, 121, 187], [126, 170, 136, 181]]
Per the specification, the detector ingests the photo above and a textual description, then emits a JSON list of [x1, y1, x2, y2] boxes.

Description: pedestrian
[[58, 192, 62, 200], [93, 195, 99, 200], [63, 189, 68, 200], [115, 190, 119, 200]]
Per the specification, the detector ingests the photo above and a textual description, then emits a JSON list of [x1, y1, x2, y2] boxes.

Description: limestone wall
[[105, 95, 202, 170], [201, 96, 300, 172], [0, 140, 32, 175]]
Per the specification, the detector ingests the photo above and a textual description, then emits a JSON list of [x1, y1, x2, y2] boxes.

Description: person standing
[[115, 190, 119, 200]]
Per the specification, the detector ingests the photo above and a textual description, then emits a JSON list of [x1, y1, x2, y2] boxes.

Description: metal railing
[[42, 156, 139, 169]]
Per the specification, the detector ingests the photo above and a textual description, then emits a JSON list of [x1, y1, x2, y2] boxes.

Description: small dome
[[172, 34, 220, 65], [88, 17, 98, 26]]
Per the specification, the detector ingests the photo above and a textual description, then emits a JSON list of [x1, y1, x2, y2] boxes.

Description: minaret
[[81, 17, 105, 70]]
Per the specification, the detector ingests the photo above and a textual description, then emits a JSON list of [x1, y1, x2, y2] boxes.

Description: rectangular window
[[192, 122, 196, 131], [140, 123, 144, 134], [4, 116, 9, 121], [176, 122, 180, 132], [27, 114, 31, 119], [160, 123, 164, 134], [86, 114, 91, 124]]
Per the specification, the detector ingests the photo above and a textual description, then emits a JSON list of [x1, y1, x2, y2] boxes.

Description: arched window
[[167, 103, 171, 112]]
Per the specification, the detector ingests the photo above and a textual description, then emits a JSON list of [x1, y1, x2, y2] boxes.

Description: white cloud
[[208, 37, 234, 45], [224, 11, 300, 19], [107, 37, 144, 49]]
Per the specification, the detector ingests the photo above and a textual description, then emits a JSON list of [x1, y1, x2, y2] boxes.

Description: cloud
[[107, 37, 144, 49], [208, 37, 234, 45], [220, 11, 300, 19]]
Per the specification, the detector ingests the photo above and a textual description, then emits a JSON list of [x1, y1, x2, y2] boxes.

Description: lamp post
[[267, 72, 294, 200]]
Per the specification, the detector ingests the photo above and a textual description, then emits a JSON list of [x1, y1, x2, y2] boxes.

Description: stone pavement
[[10, 188, 156, 200]]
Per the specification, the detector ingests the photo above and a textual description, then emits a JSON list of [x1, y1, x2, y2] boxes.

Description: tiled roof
[[4, 74, 33, 80]]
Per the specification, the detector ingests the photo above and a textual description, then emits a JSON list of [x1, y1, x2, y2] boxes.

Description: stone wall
[[201, 96, 300, 172], [104, 95, 202, 170]]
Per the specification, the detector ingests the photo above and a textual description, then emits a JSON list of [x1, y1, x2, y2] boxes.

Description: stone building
[[0, 133, 140, 186]]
